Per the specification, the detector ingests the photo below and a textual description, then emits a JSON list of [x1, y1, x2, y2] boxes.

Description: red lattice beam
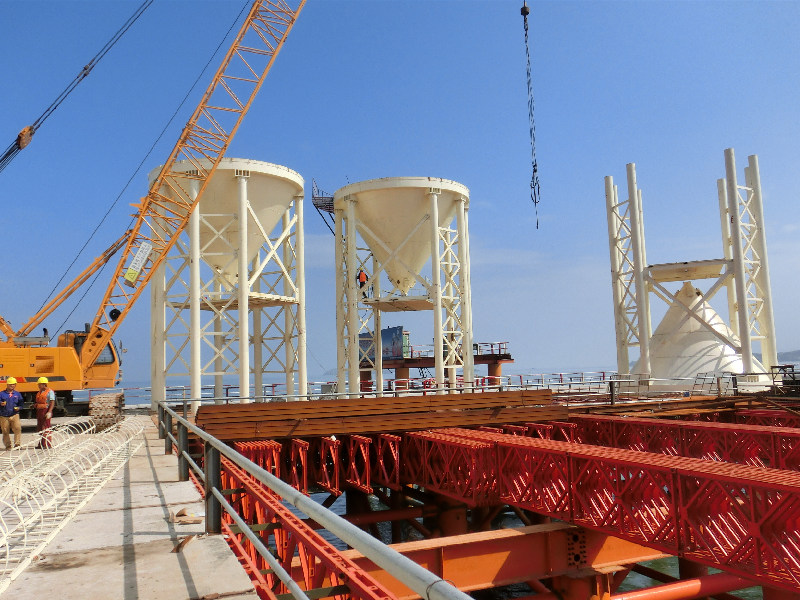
[[220, 458, 397, 600], [570, 415, 800, 470], [401, 428, 800, 591]]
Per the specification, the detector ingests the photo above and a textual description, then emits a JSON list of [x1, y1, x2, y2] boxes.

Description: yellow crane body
[[0, 0, 304, 414], [0, 336, 119, 396]]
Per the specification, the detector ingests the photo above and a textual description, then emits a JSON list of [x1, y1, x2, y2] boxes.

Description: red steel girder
[[234, 440, 282, 479], [346, 435, 372, 493], [446, 428, 568, 517], [502, 425, 529, 436], [571, 416, 680, 454], [398, 427, 800, 591], [316, 436, 342, 496], [373, 434, 402, 490], [290, 438, 310, 495], [735, 409, 800, 428], [498, 436, 800, 591], [524, 422, 554, 439], [548, 421, 577, 442], [402, 431, 499, 507], [570, 415, 800, 470], [220, 458, 397, 600]]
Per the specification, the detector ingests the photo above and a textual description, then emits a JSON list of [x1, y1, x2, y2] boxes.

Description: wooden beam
[[194, 390, 562, 441]]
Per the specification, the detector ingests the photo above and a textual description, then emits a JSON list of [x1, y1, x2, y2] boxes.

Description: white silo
[[637, 282, 765, 379], [605, 148, 777, 387], [329, 177, 474, 395], [150, 158, 307, 411]]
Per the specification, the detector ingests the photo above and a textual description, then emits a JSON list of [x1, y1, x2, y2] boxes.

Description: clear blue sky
[[1, 0, 799, 384]]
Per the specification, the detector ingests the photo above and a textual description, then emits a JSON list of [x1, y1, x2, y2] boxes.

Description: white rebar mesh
[[0, 416, 146, 594]]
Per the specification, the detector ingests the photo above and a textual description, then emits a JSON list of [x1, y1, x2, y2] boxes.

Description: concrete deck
[[4, 419, 257, 600]]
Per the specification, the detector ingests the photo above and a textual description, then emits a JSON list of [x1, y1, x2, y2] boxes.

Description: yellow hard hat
[[6, 377, 17, 385], [37, 377, 49, 384]]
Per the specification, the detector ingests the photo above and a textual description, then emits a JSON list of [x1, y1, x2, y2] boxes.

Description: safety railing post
[[205, 442, 222, 534], [157, 404, 165, 439], [164, 411, 173, 455], [177, 422, 189, 481], [609, 380, 617, 405]]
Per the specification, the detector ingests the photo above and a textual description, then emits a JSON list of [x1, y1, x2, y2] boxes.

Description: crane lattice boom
[[81, 0, 305, 378]]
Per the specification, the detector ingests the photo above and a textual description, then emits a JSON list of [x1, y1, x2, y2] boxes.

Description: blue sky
[[1, 0, 799, 384]]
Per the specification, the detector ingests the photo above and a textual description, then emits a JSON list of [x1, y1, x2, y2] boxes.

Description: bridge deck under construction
[[179, 390, 800, 600]]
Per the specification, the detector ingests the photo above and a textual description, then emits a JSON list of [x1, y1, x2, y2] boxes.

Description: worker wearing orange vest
[[356, 269, 369, 297], [35, 377, 56, 449]]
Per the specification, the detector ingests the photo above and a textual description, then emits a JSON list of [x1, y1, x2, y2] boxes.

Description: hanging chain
[[522, 1, 540, 228]]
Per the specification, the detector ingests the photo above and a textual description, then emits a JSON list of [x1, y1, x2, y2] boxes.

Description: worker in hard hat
[[356, 269, 370, 298], [0, 377, 23, 450], [35, 377, 56, 449]]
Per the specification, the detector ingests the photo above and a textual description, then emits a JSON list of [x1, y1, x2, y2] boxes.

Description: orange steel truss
[[406, 428, 800, 592], [317, 436, 343, 496], [220, 457, 397, 600], [201, 404, 800, 597], [734, 409, 800, 428], [82, 0, 305, 372], [212, 447, 703, 600], [570, 414, 800, 470]]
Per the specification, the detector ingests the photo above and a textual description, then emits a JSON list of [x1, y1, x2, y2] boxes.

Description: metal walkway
[[2, 417, 257, 600]]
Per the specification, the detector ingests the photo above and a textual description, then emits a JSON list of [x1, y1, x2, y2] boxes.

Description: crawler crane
[[0, 0, 305, 414]]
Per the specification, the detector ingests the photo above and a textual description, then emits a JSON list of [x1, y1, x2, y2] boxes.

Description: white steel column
[[636, 188, 651, 341], [463, 206, 475, 381], [456, 196, 475, 385], [717, 179, 739, 339], [252, 254, 263, 400], [372, 254, 383, 394], [335, 208, 346, 393], [282, 210, 295, 397], [429, 191, 445, 388], [744, 154, 778, 370], [725, 148, 753, 372], [189, 194, 202, 414], [150, 262, 166, 412], [345, 198, 360, 396], [295, 194, 308, 397], [214, 280, 224, 403], [237, 175, 251, 401], [626, 163, 651, 376], [605, 177, 630, 373]]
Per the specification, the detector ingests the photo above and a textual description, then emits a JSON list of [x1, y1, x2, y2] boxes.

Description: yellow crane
[[0, 0, 305, 413]]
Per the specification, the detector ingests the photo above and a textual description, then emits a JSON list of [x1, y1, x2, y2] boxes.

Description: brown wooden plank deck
[[195, 389, 562, 440]]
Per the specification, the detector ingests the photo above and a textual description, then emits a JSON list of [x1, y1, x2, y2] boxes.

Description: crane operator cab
[[0, 326, 122, 417]]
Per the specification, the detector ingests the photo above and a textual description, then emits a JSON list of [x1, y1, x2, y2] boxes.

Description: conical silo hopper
[[149, 158, 304, 287], [634, 282, 765, 379], [333, 177, 469, 294]]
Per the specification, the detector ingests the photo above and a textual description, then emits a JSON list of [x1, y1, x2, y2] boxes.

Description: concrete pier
[[4, 417, 256, 599]]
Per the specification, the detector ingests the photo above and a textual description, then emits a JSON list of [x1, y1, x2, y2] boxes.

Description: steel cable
[[36, 0, 251, 337], [0, 1, 153, 175]]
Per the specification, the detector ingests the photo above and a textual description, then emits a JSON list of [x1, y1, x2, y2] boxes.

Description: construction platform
[[3, 418, 257, 600]]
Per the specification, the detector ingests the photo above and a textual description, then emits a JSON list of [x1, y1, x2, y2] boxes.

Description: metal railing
[[156, 401, 473, 600], [105, 367, 795, 414]]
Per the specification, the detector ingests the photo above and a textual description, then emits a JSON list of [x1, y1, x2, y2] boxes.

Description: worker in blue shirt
[[0, 377, 23, 449]]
